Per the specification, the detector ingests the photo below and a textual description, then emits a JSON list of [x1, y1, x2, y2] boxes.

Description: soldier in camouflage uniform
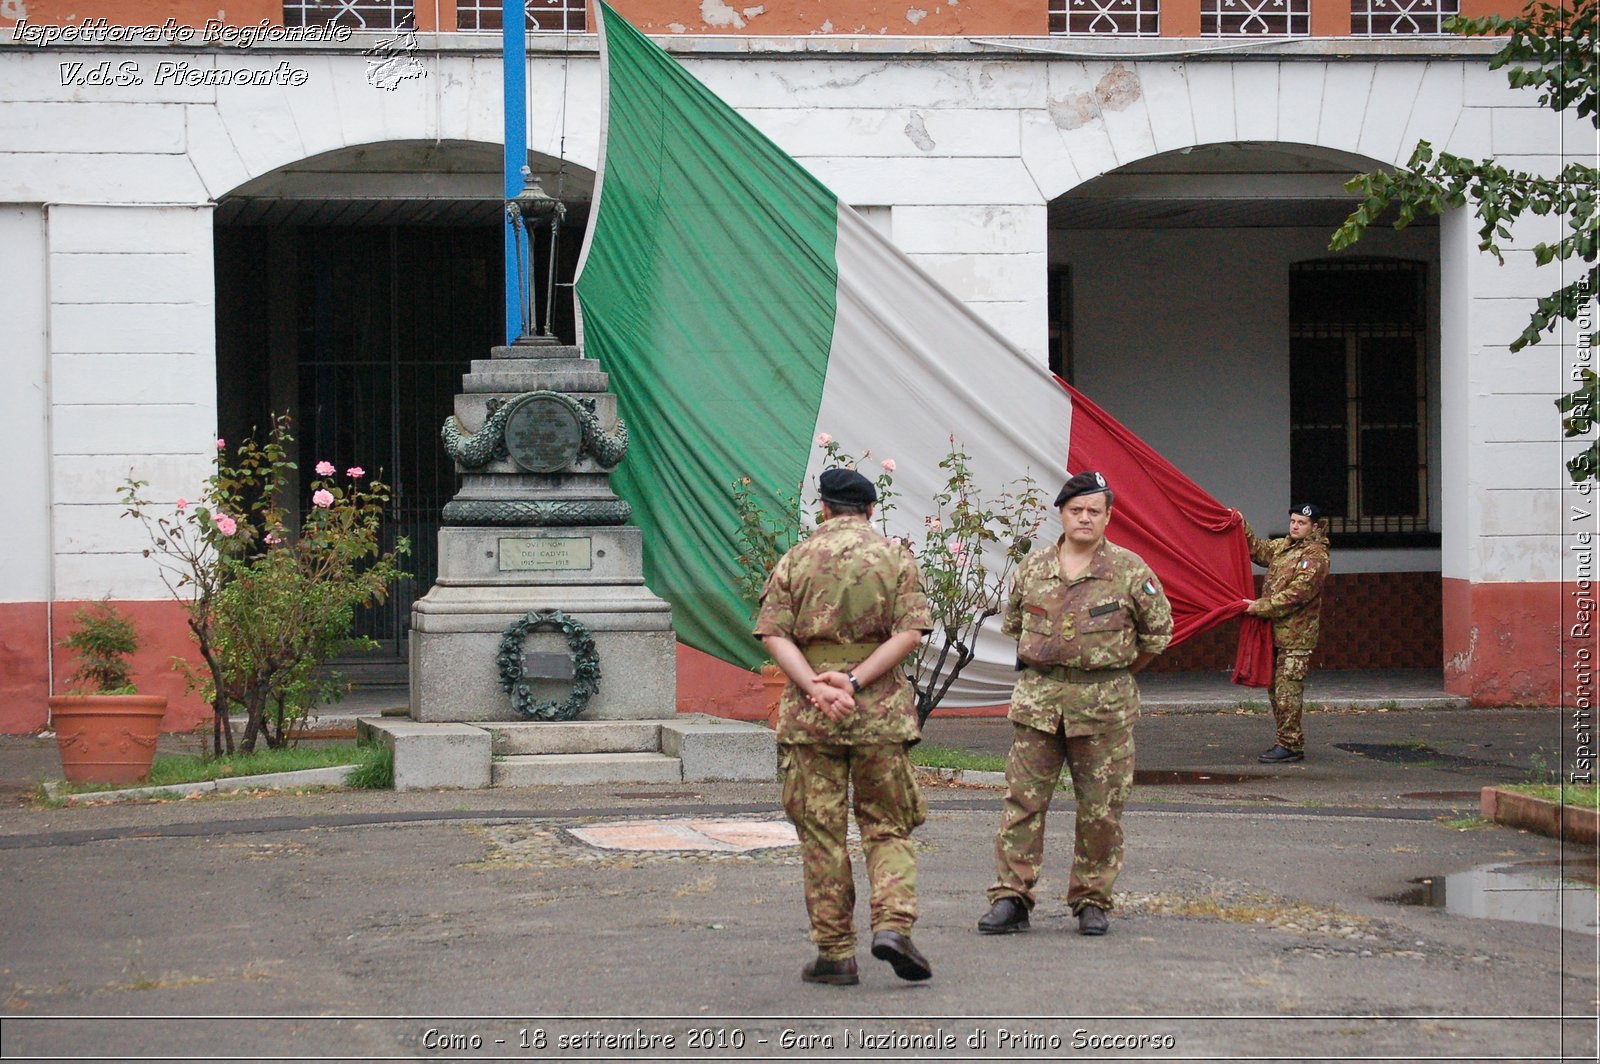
[[1240, 502, 1331, 763], [754, 467, 935, 986], [978, 471, 1172, 938]]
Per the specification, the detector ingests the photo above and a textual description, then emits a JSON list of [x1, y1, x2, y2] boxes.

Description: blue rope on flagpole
[[503, 0, 528, 343]]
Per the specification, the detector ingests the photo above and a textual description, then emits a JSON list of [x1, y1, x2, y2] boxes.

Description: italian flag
[[574, 3, 1268, 700]]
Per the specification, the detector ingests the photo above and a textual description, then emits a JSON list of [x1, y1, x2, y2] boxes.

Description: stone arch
[[1024, 58, 1473, 203]]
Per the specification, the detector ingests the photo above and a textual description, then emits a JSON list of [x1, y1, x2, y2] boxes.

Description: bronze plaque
[[504, 395, 582, 473], [498, 536, 593, 572]]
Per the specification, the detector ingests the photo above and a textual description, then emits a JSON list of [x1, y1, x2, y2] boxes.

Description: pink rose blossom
[[926, 517, 941, 532], [815, 433, 832, 446], [889, 536, 903, 548], [311, 489, 334, 509], [214, 514, 238, 537], [264, 532, 282, 546], [175, 498, 188, 511], [347, 466, 365, 479], [216, 438, 226, 450], [315, 460, 336, 477], [880, 459, 896, 473]]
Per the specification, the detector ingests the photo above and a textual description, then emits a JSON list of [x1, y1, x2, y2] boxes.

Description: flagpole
[[502, 0, 528, 343]]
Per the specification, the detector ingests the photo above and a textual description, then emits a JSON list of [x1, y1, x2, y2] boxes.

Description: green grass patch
[[52, 743, 388, 796], [910, 744, 1008, 774], [1438, 815, 1493, 831], [345, 744, 393, 789], [1502, 783, 1600, 809]]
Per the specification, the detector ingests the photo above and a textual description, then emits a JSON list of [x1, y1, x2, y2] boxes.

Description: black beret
[[819, 467, 877, 505], [1054, 470, 1110, 508], [1290, 502, 1324, 521]]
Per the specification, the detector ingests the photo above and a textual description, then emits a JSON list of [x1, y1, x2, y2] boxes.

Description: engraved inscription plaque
[[499, 536, 593, 572], [504, 395, 583, 473]]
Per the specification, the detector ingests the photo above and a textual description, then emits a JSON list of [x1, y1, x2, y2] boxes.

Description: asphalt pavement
[[0, 688, 1595, 1063]]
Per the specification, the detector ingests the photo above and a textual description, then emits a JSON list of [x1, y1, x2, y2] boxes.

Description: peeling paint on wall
[[1, 0, 27, 18], [904, 111, 934, 151], [668, 21, 686, 31], [906, 7, 927, 23], [700, 0, 747, 29], [1095, 64, 1141, 109], [819, 19, 834, 31], [1048, 93, 1100, 130], [743, 5, 766, 18]]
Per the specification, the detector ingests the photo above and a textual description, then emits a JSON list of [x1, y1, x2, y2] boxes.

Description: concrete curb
[[1480, 786, 1600, 846], [46, 765, 358, 805]]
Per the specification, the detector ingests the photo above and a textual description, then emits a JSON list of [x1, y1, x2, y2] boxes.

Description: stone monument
[[356, 182, 774, 790]]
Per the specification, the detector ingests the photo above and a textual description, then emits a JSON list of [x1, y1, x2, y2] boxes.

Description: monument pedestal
[[395, 339, 773, 786]]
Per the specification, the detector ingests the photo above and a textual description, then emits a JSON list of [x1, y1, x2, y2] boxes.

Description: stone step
[[492, 751, 683, 787], [490, 343, 583, 360], [462, 367, 609, 393], [483, 720, 662, 756]]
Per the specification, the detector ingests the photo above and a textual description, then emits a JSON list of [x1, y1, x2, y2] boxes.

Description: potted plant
[[48, 599, 168, 785]]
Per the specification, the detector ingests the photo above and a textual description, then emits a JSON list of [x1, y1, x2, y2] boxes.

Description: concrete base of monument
[[357, 715, 777, 791], [408, 584, 676, 723]]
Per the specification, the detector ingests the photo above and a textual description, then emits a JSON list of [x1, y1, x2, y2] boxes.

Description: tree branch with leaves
[[1330, 0, 1597, 482]]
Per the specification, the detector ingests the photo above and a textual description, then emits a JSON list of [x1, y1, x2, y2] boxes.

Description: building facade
[[0, 0, 1590, 731]]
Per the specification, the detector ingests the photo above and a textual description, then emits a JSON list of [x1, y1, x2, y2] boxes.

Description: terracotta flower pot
[[49, 695, 168, 786]]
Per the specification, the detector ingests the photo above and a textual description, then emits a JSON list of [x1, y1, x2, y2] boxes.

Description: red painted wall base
[[1442, 578, 1589, 706]]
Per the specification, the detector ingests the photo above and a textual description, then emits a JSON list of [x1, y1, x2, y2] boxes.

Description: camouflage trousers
[[988, 721, 1135, 914], [1269, 649, 1311, 752], [780, 742, 927, 961]]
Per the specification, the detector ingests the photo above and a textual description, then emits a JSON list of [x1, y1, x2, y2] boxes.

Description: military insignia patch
[[1142, 579, 1156, 595], [1297, 560, 1309, 569]]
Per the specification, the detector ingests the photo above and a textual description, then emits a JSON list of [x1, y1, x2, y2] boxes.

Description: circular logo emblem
[[503, 395, 583, 474]]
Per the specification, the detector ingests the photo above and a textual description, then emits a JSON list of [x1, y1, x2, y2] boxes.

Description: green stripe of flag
[[575, 2, 840, 668]]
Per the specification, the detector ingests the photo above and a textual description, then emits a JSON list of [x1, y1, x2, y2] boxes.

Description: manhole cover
[[567, 817, 799, 853]]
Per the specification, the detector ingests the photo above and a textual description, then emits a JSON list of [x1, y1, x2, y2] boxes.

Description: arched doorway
[[213, 141, 595, 672], [1048, 142, 1444, 674]]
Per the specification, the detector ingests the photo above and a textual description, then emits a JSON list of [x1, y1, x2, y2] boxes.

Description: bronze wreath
[[496, 609, 602, 721]]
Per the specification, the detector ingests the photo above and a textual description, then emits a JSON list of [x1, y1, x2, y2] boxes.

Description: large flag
[[574, 2, 1269, 701]]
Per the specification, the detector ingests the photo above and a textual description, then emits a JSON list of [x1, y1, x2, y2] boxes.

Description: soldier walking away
[[977, 472, 1172, 939], [1239, 502, 1331, 764], [754, 467, 935, 986]]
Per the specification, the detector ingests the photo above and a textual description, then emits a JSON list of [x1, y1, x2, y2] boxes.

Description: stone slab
[[484, 721, 663, 756], [409, 623, 676, 722], [660, 715, 778, 782], [491, 751, 683, 787], [462, 367, 610, 394], [435, 525, 646, 585], [356, 718, 492, 791]]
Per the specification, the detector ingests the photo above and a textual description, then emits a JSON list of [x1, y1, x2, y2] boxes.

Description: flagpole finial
[[506, 172, 569, 345]]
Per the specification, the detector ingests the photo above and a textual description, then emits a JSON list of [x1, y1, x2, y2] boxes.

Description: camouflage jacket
[[1243, 522, 1330, 651], [753, 516, 933, 745], [1001, 536, 1173, 736]]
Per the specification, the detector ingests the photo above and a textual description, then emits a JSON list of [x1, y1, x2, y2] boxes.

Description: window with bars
[[1049, 0, 1160, 35], [458, 0, 589, 32], [1289, 260, 1431, 543], [1201, 0, 1308, 35], [284, 0, 415, 30], [1351, 0, 1458, 34]]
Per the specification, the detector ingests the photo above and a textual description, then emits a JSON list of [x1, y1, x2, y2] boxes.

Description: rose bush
[[121, 414, 409, 754]]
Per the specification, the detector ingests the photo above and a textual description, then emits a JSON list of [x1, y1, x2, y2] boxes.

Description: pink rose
[[880, 459, 896, 472], [175, 498, 188, 511], [315, 460, 335, 477], [926, 517, 941, 532], [214, 514, 238, 537], [815, 433, 832, 446], [347, 466, 365, 479], [264, 532, 282, 546], [889, 536, 903, 548], [311, 489, 334, 509], [215, 438, 226, 450]]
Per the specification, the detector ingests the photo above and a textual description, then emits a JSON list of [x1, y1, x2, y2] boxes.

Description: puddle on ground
[[1390, 860, 1599, 934], [1335, 742, 1500, 769], [1134, 770, 1265, 786]]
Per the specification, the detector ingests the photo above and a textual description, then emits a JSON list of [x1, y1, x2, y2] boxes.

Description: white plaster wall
[[0, 42, 1581, 590], [0, 206, 50, 602], [46, 205, 217, 599]]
